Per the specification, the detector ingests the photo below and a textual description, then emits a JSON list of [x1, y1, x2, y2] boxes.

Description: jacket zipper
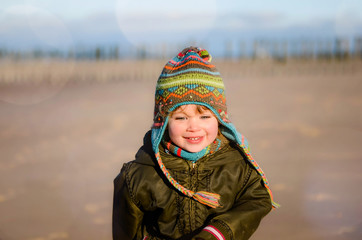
[[190, 161, 195, 231]]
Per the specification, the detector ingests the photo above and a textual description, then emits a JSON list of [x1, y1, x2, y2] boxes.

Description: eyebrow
[[172, 111, 190, 117]]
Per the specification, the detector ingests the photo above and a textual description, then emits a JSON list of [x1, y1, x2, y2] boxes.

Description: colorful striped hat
[[153, 46, 229, 127], [151, 47, 278, 209]]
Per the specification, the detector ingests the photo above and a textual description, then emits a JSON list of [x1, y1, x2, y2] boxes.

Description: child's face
[[168, 104, 219, 153]]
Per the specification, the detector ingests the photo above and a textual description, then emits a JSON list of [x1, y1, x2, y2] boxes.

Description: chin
[[184, 145, 206, 153]]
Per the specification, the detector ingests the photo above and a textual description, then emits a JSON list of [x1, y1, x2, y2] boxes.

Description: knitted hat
[[151, 47, 278, 208]]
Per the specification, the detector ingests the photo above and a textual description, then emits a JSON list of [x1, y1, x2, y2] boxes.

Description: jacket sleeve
[[194, 165, 273, 240], [112, 163, 144, 240]]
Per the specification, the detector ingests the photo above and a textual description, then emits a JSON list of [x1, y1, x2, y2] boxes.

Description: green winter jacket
[[113, 131, 272, 240]]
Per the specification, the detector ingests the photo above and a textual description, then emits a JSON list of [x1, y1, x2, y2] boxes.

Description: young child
[[113, 47, 278, 240]]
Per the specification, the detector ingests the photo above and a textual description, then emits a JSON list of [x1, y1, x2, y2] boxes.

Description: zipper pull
[[190, 162, 196, 176]]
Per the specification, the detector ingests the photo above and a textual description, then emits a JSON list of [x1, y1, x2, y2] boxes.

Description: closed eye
[[175, 117, 187, 120], [201, 115, 212, 119]]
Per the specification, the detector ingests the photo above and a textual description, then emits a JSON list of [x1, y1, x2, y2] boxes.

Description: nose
[[186, 118, 200, 131]]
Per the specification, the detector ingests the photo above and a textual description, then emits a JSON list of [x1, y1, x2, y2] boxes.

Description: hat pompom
[[177, 46, 212, 62], [198, 49, 212, 62]]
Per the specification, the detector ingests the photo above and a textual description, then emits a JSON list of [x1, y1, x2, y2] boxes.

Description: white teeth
[[188, 137, 200, 140]]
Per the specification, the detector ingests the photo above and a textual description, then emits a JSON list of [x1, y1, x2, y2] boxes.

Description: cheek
[[168, 122, 182, 140], [207, 119, 219, 138]]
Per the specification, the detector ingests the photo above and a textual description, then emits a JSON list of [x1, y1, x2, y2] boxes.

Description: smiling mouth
[[184, 136, 204, 143], [188, 137, 200, 140]]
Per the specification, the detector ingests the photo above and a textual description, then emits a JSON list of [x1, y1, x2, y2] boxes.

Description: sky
[[0, 0, 361, 51]]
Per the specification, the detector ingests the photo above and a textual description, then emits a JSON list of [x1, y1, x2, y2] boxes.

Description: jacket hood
[[134, 131, 156, 166]]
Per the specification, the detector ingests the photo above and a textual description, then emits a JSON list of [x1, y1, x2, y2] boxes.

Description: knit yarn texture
[[153, 47, 229, 127], [162, 133, 229, 162]]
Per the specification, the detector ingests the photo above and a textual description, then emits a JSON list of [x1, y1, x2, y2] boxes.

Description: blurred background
[[0, 0, 361, 240]]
